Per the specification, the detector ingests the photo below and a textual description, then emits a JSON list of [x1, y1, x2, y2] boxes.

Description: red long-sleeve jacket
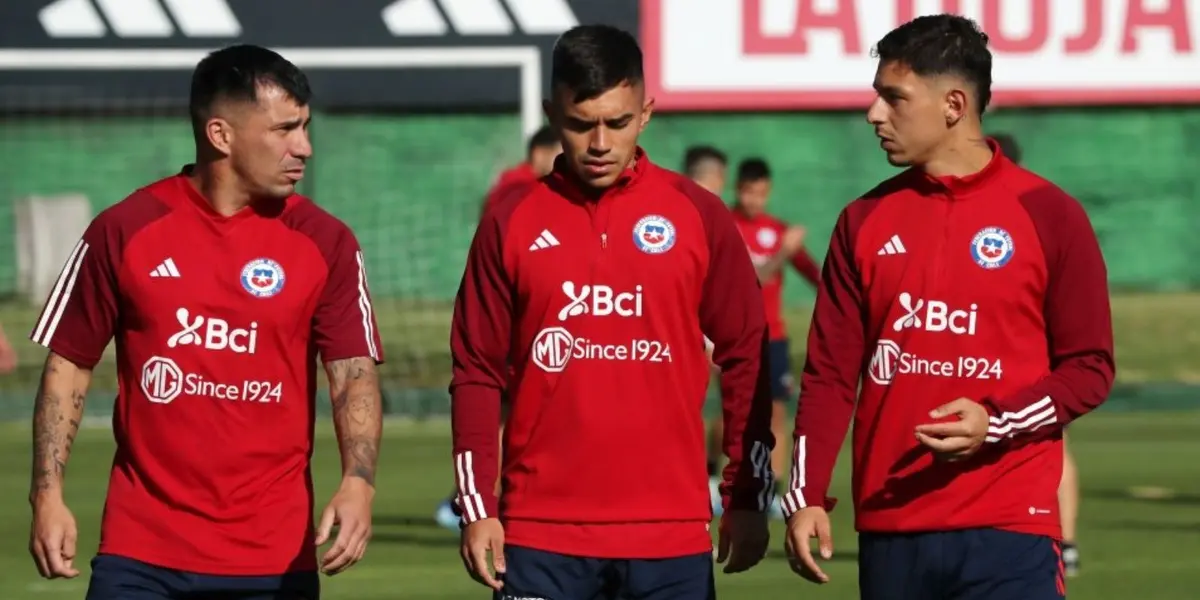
[[450, 150, 775, 558], [782, 144, 1114, 539]]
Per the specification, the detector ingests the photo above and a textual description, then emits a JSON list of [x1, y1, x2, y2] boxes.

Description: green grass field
[[1, 412, 1198, 599]]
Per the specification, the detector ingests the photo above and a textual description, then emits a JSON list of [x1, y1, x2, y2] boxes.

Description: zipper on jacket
[[931, 191, 955, 291]]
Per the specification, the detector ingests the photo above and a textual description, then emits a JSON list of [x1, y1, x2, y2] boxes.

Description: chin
[[884, 152, 913, 168]]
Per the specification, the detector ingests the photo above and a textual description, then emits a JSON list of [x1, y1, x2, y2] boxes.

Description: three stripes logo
[[528, 229, 560, 251], [877, 234, 907, 256], [382, 0, 578, 36], [39, 0, 241, 38]]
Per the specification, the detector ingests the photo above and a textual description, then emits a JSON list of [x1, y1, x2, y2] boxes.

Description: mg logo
[[867, 340, 901, 385], [141, 356, 183, 404], [557, 282, 643, 321], [531, 327, 574, 373], [891, 293, 978, 336], [166, 308, 258, 354]]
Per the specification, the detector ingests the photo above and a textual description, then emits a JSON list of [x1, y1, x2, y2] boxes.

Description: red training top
[[450, 149, 775, 559], [30, 171, 384, 575], [482, 162, 539, 216], [732, 211, 822, 340], [781, 143, 1114, 539]]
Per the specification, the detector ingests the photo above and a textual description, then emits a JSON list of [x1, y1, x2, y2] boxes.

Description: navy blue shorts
[[768, 339, 794, 402], [85, 554, 320, 600], [496, 545, 714, 600], [859, 529, 1066, 600]]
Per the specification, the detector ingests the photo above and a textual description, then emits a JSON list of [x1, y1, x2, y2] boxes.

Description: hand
[[780, 225, 807, 255], [784, 506, 833, 583], [914, 398, 989, 461], [0, 338, 17, 374], [461, 517, 506, 590], [315, 477, 374, 575], [29, 497, 80, 579], [715, 509, 769, 574]]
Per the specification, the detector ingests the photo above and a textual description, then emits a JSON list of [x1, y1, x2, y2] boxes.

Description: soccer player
[[27, 45, 384, 599], [781, 15, 1114, 599], [436, 126, 563, 530], [450, 24, 774, 599], [479, 125, 562, 217], [683, 145, 728, 196], [993, 131, 1083, 577]]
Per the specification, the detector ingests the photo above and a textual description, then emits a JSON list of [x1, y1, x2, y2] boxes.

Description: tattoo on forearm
[[31, 354, 88, 497], [326, 357, 383, 486]]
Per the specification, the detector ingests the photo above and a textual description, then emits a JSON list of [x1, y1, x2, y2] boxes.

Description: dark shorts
[[768, 339, 794, 402], [85, 554, 319, 600], [496, 545, 714, 600], [859, 529, 1066, 600]]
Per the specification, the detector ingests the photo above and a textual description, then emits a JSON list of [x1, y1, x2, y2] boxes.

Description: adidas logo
[[382, 0, 578, 36], [529, 229, 560, 251], [150, 258, 181, 278], [877, 234, 907, 256], [39, 0, 241, 38]]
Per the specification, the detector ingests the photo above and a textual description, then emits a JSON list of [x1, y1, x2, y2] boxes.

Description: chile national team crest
[[970, 227, 1015, 269], [240, 258, 286, 298], [632, 214, 676, 254]]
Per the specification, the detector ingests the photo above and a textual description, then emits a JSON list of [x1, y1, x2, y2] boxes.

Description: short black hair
[[737, 158, 771, 184], [683, 145, 727, 176], [873, 14, 993, 114], [991, 132, 1022, 164], [527, 125, 558, 155], [551, 25, 643, 103], [189, 44, 312, 134]]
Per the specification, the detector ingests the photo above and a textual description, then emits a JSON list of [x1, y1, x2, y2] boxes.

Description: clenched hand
[[315, 477, 374, 575]]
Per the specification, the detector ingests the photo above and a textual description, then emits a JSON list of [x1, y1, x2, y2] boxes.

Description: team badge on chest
[[970, 227, 1015, 269], [632, 214, 676, 254], [240, 258, 286, 298]]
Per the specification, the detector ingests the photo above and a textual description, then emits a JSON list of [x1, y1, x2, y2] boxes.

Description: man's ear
[[205, 117, 235, 155], [944, 88, 968, 127], [639, 96, 655, 133]]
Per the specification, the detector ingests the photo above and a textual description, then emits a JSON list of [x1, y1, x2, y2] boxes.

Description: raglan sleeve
[[29, 215, 120, 369], [311, 222, 384, 364], [690, 188, 775, 513], [780, 205, 866, 517], [983, 188, 1114, 443], [448, 208, 513, 524]]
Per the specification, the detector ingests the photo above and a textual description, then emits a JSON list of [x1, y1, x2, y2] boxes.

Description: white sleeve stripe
[[986, 408, 1058, 443], [782, 435, 808, 517], [988, 396, 1053, 426], [749, 440, 773, 511], [353, 250, 379, 361], [32, 239, 88, 347], [454, 450, 488, 522]]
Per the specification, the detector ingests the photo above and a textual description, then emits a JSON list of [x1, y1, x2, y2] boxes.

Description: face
[[545, 81, 653, 190], [735, 178, 771, 217], [208, 84, 312, 200], [529, 143, 563, 177], [866, 60, 967, 167]]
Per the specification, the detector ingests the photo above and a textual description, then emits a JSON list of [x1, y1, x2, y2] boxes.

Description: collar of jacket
[[912, 137, 1009, 198]]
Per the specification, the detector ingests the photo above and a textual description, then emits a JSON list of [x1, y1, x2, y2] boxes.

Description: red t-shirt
[[30, 171, 383, 575], [731, 211, 821, 340]]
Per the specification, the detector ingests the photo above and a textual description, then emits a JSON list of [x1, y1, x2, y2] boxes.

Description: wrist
[[339, 474, 376, 495], [29, 486, 65, 509]]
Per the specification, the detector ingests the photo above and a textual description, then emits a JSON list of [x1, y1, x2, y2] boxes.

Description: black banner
[[0, 0, 639, 111]]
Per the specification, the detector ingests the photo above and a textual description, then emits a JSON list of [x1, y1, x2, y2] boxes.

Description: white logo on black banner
[[40, 0, 241, 38], [382, 0, 578, 36]]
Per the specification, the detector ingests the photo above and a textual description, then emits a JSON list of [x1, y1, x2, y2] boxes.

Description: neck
[[921, 129, 993, 179], [189, 160, 253, 217]]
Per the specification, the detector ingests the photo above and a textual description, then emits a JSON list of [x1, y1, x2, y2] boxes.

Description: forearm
[[326, 357, 383, 486], [983, 353, 1114, 443], [755, 253, 789, 283], [718, 334, 775, 511], [450, 383, 502, 522], [781, 387, 854, 515], [30, 352, 91, 503]]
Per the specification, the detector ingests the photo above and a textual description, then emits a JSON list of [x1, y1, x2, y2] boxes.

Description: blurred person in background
[[438, 125, 563, 531], [479, 125, 562, 218], [782, 15, 1113, 598], [0, 323, 18, 374], [449, 24, 773, 598], [993, 131, 1083, 578], [683, 145, 728, 196], [27, 44, 384, 599], [705, 157, 821, 521]]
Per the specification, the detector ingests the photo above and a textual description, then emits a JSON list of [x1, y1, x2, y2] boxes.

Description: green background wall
[[1, 107, 1197, 307]]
